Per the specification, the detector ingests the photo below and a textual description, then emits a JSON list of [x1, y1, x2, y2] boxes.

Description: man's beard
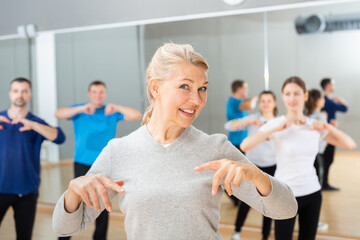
[[13, 98, 26, 107]]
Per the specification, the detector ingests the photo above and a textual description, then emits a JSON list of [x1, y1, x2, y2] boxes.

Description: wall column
[[35, 32, 60, 163]]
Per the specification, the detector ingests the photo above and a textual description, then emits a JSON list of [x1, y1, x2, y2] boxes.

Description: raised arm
[[195, 160, 271, 196], [239, 96, 258, 111], [224, 117, 262, 131], [329, 97, 348, 112], [241, 120, 291, 151], [55, 104, 93, 120], [105, 104, 142, 121], [333, 96, 347, 106], [11, 118, 64, 142], [240, 131, 272, 152], [195, 158, 297, 220], [313, 121, 356, 150]]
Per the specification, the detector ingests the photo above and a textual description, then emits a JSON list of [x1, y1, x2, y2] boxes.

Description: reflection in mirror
[[33, 1, 360, 239]]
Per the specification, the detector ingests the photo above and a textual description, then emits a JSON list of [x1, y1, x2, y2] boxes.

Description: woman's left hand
[[194, 159, 269, 196]]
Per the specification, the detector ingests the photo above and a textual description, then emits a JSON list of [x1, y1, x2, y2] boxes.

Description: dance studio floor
[[0, 152, 359, 240]]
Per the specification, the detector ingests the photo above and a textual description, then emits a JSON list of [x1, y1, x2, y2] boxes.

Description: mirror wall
[[0, 0, 359, 238], [0, 39, 33, 110], [52, 0, 360, 160]]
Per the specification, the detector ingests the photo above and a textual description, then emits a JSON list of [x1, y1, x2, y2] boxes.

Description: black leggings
[[0, 193, 38, 240], [322, 144, 335, 187], [228, 144, 246, 205], [275, 190, 322, 240], [234, 165, 276, 239], [59, 162, 109, 240], [314, 154, 324, 187]]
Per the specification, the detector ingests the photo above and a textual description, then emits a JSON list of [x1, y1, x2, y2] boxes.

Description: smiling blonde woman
[[53, 43, 297, 240]]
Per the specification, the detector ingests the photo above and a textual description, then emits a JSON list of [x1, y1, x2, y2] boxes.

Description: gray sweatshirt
[[53, 125, 297, 240]]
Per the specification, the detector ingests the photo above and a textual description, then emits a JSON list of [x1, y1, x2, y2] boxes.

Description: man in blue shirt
[[0, 78, 65, 240], [226, 79, 257, 149], [55, 80, 141, 240], [226, 79, 257, 206], [320, 78, 348, 191]]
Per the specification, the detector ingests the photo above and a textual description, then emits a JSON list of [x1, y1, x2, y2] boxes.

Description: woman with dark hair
[[225, 91, 278, 240], [305, 89, 327, 185], [241, 76, 356, 240]]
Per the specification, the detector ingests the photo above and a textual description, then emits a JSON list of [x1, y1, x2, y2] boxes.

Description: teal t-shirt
[[226, 97, 248, 146], [71, 103, 124, 166]]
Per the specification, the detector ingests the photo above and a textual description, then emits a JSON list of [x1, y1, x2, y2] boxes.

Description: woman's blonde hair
[[141, 43, 209, 125]]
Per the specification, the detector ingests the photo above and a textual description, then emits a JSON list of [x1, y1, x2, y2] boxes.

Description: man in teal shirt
[[226, 79, 257, 148], [226, 79, 257, 206], [55, 80, 141, 240]]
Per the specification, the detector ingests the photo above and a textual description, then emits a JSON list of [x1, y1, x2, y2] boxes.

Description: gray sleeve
[[220, 140, 298, 220], [52, 140, 118, 236]]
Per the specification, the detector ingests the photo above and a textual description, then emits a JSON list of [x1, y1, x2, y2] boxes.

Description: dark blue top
[[0, 110, 65, 195], [226, 97, 248, 145], [322, 96, 348, 122], [71, 103, 124, 166]]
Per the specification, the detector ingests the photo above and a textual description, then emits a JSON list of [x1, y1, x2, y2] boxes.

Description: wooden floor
[[1, 152, 359, 240]]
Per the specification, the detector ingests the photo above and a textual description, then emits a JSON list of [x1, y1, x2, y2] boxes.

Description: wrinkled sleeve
[[52, 139, 118, 236], [220, 138, 297, 220]]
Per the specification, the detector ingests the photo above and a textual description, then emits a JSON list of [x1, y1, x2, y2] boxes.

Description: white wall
[[0, 39, 31, 110]]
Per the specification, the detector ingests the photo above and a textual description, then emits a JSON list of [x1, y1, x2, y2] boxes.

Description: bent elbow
[[55, 113, 67, 120], [52, 222, 76, 238], [52, 215, 66, 237], [135, 112, 142, 121], [275, 192, 298, 220], [52, 222, 63, 237]]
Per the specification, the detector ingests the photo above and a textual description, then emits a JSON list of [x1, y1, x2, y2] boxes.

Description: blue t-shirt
[[71, 104, 124, 166], [0, 110, 65, 195], [226, 97, 248, 146], [322, 96, 348, 122]]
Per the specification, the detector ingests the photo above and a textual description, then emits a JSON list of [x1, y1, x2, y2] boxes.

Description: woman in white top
[[241, 76, 356, 240], [305, 89, 327, 186], [52, 43, 298, 240], [225, 91, 277, 240]]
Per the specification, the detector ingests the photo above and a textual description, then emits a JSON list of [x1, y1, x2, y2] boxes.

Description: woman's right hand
[[273, 120, 292, 132], [65, 174, 125, 213]]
